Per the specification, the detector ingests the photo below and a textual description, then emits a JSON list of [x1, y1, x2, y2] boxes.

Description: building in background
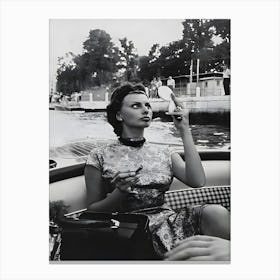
[[162, 72, 226, 97]]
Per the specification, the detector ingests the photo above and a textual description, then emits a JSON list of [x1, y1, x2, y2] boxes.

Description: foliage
[[158, 40, 189, 77], [56, 29, 121, 94], [119, 37, 139, 81], [138, 19, 230, 81], [55, 20, 230, 93], [138, 55, 152, 83], [56, 52, 80, 94], [208, 19, 230, 68], [56, 65, 80, 95], [210, 19, 230, 42], [182, 19, 214, 55], [81, 29, 119, 86]]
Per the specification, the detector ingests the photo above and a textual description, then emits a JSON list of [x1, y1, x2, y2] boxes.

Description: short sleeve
[[165, 145, 177, 170], [167, 145, 178, 157], [167, 145, 183, 175], [86, 147, 103, 171]]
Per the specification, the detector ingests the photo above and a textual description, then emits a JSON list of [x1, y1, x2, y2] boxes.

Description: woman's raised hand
[[164, 235, 230, 261], [110, 166, 142, 193], [170, 93, 190, 130]]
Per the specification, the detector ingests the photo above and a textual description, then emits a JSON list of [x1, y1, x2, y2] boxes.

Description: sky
[[49, 19, 184, 87]]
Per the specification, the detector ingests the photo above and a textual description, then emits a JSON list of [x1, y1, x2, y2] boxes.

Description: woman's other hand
[[164, 235, 230, 261], [110, 167, 141, 193]]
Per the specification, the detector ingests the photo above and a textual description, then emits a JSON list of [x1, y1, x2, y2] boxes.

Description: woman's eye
[[132, 104, 139, 108]]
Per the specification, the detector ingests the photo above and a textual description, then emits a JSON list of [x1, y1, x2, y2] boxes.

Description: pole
[[196, 59, 200, 97], [188, 59, 193, 96], [190, 59, 193, 83], [196, 59, 200, 87]]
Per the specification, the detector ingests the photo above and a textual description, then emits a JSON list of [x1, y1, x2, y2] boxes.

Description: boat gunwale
[[49, 150, 230, 184]]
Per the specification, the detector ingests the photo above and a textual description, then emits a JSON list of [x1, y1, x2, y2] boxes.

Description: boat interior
[[50, 150, 230, 214]]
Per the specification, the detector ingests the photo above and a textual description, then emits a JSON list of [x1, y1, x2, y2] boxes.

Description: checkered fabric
[[165, 186, 230, 211]]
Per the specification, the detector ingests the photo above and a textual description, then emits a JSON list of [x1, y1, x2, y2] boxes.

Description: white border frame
[[1, 0, 280, 279]]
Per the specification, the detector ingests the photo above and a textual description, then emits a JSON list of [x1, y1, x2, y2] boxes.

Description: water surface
[[50, 110, 230, 166]]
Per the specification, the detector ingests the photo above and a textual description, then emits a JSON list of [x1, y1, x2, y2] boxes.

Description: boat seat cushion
[[165, 185, 230, 211]]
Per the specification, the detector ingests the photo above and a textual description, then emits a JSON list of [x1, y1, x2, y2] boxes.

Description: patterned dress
[[86, 140, 203, 258]]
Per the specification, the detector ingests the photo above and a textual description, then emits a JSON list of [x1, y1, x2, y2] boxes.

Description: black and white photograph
[[1, 0, 280, 279], [49, 19, 231, 262]]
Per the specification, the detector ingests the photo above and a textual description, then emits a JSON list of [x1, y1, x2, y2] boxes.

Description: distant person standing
[[156, 77, 162, 88], [74, 92, 79, 103], [142, 81, 150, 98], [145, 85, 150, 98], [150, 77, 157, 98], [167, 76, 175, 91], [145, 86, 150, 98], [153, 77, 162, 98], [222, 65, 231, 95]]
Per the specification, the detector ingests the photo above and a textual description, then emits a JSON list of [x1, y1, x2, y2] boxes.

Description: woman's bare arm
[[170, 94, 206, 188], [84, 165, 127, 212], [84, 165, 140, 212], [171, 134, 205, 188]]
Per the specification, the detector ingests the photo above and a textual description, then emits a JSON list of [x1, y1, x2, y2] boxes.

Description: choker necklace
[[119, 137, 146, 147]]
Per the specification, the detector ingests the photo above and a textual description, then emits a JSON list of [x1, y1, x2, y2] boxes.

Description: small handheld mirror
[[157, 86, 176, 112]]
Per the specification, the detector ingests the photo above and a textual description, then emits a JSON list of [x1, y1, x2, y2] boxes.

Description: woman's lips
[[140, 117, 151, 121]]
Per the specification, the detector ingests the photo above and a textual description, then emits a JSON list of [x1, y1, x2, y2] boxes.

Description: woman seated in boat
[[84, 83, 230, 259]]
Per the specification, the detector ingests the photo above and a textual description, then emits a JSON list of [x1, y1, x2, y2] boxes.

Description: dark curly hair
[[106, 83, 147, 136]]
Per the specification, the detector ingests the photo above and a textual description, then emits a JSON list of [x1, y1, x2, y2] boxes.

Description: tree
[[139, 40, 191, 80], [56, 52, 80, 94], [118, 37, 139, 81], [182, 19, 214, 55], [147, 43, 162, 78], [158, 40, 189, 77], [138, 55, 153, 82], [210, 19, 230, 43], [137, 19, 230, 81], [82, 29, 119, 86], [55, 29, 122, 93], [182, 19, 230, 72], [210, 19, 230, 67], [55, 29, 124, 93], [182, 19, 216, 73]]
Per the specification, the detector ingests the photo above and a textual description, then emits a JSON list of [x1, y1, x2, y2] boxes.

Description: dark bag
[[59, 211, 158, 260]]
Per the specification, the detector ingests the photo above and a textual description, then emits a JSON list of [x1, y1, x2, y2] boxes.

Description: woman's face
[[118, 94, 153, 130]]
